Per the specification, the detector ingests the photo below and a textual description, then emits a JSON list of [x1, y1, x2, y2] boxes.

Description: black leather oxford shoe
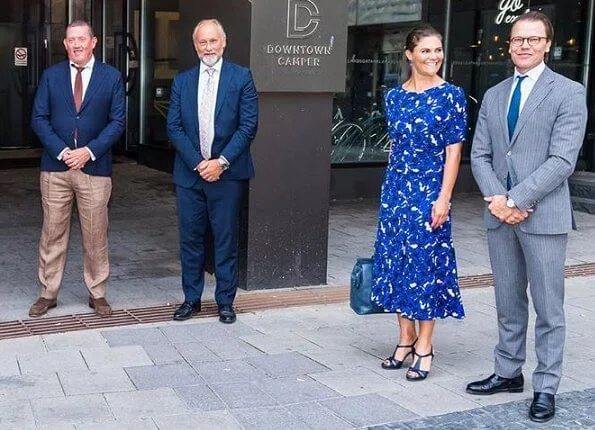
[[173, 301, 201, 321], [529, 392, 555, 423], [218, 304, 236, 324], [466, 373, 524, 395]]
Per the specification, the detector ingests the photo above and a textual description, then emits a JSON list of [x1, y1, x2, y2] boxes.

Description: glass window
[[101, 0, 124, 67], [49, 0, 69, 66], [438, 0, 589, 160], [332, 0, 422, 164], [0, 1, 43, 148], [72, 1, 91, 24], [350, 0, 423, 26], [138, 1, 179, 149]]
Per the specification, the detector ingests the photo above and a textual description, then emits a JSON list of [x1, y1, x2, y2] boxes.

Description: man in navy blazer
[[167, 19, 258, 323], [29, 20, 125, 318]]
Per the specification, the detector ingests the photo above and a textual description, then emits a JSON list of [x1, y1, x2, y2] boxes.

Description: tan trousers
[[38, 170, 112, 299]]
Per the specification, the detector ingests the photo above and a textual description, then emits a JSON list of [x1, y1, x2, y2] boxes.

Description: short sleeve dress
[[371, 82, 467, 320]]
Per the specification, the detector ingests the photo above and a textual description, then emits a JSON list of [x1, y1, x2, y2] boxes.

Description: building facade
[[0, 0, 593, 289], [333, 0, 594, 197], [2, 0, 593, 177]]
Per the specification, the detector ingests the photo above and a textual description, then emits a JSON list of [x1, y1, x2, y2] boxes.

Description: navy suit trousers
[[176, 179, 245, 305]]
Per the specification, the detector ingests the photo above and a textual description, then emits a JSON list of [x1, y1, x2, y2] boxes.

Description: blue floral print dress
[[371, 82, 467, 320]]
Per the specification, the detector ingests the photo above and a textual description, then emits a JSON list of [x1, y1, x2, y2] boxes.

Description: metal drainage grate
[[1, 262, 594, 341], [459, 262, 595, 289]]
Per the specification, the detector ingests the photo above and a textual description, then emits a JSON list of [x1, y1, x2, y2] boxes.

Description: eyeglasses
[[197, 39, 219, 49], [509, 36, 548, 47]]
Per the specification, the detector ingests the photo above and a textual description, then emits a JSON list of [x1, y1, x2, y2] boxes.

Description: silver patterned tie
[[199, 67, 216, 160]]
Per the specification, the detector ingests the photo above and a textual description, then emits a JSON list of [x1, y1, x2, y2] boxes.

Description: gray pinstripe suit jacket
[[471, 66, 588, 235]]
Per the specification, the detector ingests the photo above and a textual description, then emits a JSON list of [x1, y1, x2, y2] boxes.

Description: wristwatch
[[506, 196, 516, 208], [218, 157, 230, 171]]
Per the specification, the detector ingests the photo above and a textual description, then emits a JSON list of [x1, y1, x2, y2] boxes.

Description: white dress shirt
[[506, 61, 546, 114], [58, 56, 97, 161], [70, 55, 95, 101], [197, 59, 223, 161]]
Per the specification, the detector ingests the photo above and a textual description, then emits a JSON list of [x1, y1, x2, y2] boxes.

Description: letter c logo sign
[[287, 0, 320, 39]]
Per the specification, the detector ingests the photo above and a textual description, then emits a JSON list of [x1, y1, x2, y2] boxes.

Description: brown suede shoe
[[88, 296, 112, 317], [29, 297, 57, 317]]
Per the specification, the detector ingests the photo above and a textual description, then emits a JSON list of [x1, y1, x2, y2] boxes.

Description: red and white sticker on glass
[[14, 47, 28, 67]]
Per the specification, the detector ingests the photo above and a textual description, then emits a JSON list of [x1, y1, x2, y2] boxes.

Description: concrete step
[[572, 196, 595, 214], [569, 172, 595, 200]]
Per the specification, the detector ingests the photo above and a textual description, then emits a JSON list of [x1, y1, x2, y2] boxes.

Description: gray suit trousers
[[487, 224, 567, 394]]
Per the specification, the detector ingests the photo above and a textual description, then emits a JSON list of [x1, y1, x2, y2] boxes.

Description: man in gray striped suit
[[468, 11, 587, 423]]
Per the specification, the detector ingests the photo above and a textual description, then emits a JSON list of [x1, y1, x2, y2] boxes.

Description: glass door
[[110, 0, 179, 166], [139, 0, 180, 152], [102, 0, 140, 153], [0, 1, 46, 148]]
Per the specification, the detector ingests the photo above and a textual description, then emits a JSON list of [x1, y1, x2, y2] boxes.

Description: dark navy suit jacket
[[166, 60, 258, 187], [31, 60, 125, 176]]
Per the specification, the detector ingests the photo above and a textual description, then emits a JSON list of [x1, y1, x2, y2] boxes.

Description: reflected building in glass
[[0, 0, 593, 196], [332, 0, 594, 191]]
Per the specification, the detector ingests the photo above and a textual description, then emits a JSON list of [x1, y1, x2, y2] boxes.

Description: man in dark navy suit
[[167, 19, 258, 324], [29, 20, 125, 318]]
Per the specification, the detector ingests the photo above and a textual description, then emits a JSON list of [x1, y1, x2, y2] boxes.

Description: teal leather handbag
[[350, 257, 386, 315]]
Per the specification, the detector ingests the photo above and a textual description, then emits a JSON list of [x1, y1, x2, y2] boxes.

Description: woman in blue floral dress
[[372, 24, 467, 381]]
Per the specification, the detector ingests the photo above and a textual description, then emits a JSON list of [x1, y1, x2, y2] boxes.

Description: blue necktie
[[507, 75, 527, 140], [506, 75, 527, 190]]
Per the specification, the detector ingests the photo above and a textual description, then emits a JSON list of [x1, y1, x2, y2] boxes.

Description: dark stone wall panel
[[245, 92, 333, 289]]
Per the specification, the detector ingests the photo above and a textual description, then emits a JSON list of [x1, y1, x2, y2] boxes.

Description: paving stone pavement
[[1, 164, 594, 428], [372, 389, 595, 429], [0, 275, 593, 429], [1, 164, 594, 322]]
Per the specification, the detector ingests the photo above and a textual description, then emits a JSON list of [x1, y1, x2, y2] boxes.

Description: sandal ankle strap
[[413, 348, 434, 359], [395, 338, 418, 349], [396, 343, 415, 349]]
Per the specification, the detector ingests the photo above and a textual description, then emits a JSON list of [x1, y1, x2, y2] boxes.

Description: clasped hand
[[484, 195, 532, 225], [196, 160, 223, 182], [63, 148, 90, 170]]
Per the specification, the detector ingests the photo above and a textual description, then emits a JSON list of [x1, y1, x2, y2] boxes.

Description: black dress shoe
[[217, 304, 236, 324], [529, 392, 555, 423], [466, 373, 524, 395], [173, 301, 201, 321]]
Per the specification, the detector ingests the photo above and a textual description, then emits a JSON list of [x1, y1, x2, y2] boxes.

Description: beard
[[200, 53, 220, 67]]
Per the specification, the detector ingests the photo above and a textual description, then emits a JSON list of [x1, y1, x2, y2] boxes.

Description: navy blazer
[[31, 60, 126, 177], [167, 60, 258, 187]]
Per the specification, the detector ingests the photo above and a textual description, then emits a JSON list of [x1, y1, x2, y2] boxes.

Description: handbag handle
[[351, 264, 363, 290]]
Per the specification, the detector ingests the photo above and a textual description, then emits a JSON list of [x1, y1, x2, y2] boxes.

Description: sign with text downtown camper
[[250, 0, 348, 92]]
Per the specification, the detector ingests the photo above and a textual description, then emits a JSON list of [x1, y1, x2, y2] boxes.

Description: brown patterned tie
[[72, 65, 84, 143], [73, 65, 84, 112]]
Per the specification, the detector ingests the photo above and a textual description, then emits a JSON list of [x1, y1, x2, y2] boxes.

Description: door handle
[[124, 32, 139, 96]]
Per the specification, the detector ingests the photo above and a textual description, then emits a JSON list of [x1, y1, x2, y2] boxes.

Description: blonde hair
[[192, 19, 226, 42]]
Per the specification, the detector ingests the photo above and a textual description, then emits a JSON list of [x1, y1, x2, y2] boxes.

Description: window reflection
[[333, 2, 420, 164], [447, 2, 587, 160], [334, 0, 590, 165]]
